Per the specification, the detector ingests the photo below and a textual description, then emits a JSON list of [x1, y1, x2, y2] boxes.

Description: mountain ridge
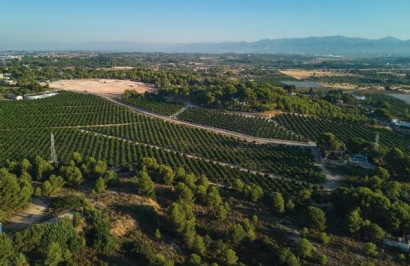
[[2, 36, 410, 56]]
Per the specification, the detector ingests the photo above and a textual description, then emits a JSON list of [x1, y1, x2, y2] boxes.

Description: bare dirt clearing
[[48, 79, 157, 96], [3, 197, 49, 233], [280, 69, 355, 80]]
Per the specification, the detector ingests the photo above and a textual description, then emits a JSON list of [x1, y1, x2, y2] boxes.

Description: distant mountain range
[[2, 36, 410, 56]]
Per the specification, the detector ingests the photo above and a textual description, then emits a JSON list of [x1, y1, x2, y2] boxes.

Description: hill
[[3, 36, 410, 56]]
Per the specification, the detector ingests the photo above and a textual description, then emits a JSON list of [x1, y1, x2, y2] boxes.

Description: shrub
[[50, 195, 87, 214], [272, 192, 285, 214], [297, 238, 313, 258], [136, 171, 156, 199], [227, 224, 246, 247], [95, 177, 107, 193], [191, 235, 206, 255], [302, 206, 326, 231], [278, 248, 300, 266], [85, 210, 116, 252], [319, 232, 330, 245], [225, 249, 238, 265], [363, 242, 378, 257], [186, 254, 201, 266], [0, 233, 15, 265]]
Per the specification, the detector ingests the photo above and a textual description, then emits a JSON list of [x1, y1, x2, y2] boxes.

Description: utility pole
[[374, 133, 379, 151], [51, 132, 58, 166]]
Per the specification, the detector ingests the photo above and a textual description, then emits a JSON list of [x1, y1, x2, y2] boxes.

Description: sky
[[1, 0, 410, 45]]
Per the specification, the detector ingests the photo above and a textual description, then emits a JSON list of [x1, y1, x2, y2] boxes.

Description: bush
[[302, 206, 326, 231], [60, 165, 83, 186], [73, 212, 82, 227], [0, 168, 33, 218], [85, 210, 116, 252], [186, 254, 201, 266], [50, 195, 87, 214], [206, 187, 222, 207], [319, 232, 330, 245], [286, 199, 295, 211], [151, 254, 174, 266], [136, 171, 156, 199], [317, 254, 328, 265], [297, 238, 313, 258], [300, 227, 309, 238], [155, 229, 161, 240], [227, 224, 247, 247], [272, 192, 285, 214], [363, 242, 378, 257], [191, 235, 206, 255], [0, 233, 15, 265], [278, 248, 300, 266], [243, 184, 264, 202], [95, 177, 107, 193], [225, 249, 238, 265]]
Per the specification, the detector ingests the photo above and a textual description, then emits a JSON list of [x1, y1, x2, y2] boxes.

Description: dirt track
[[3, 197, 49, 233], [102, 95, 316, 147]]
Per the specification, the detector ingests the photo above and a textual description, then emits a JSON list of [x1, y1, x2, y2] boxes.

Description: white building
[[11, 95, 23, 101], [354, 95, 366, 100], [24, 92, 58, 100]]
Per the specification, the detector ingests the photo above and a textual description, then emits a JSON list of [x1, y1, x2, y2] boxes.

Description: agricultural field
[[178, 107, 305, 141], [275, 114, 410, 153], [1, 53, 409, 266], [121, 95, 185, 116], [0, 92, 320, 190], [86, 124, 323, 182]]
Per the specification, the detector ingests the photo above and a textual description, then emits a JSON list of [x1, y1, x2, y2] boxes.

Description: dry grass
[[280, 69, 354, 80], [48, 79, 157, 97]]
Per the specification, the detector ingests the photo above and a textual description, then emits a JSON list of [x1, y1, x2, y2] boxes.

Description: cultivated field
[[48, 79, 157, 96]]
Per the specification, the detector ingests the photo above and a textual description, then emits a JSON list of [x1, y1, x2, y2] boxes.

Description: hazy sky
[[1, 0, 410, 44]]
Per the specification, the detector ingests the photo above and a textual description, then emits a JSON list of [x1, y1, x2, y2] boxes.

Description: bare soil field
[[280, 69, 354, 80], [48, 79, 157, 96]]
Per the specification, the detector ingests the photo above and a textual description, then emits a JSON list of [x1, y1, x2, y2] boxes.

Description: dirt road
[[101, 95, 316, 147], [80, 129, 308, 187], [3, 197, 50, 234]]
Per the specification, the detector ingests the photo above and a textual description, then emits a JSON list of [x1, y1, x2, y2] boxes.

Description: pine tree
[[272, 192, 285, 214], [95, 177, 107, 193], [137, 171, 155, 199]]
